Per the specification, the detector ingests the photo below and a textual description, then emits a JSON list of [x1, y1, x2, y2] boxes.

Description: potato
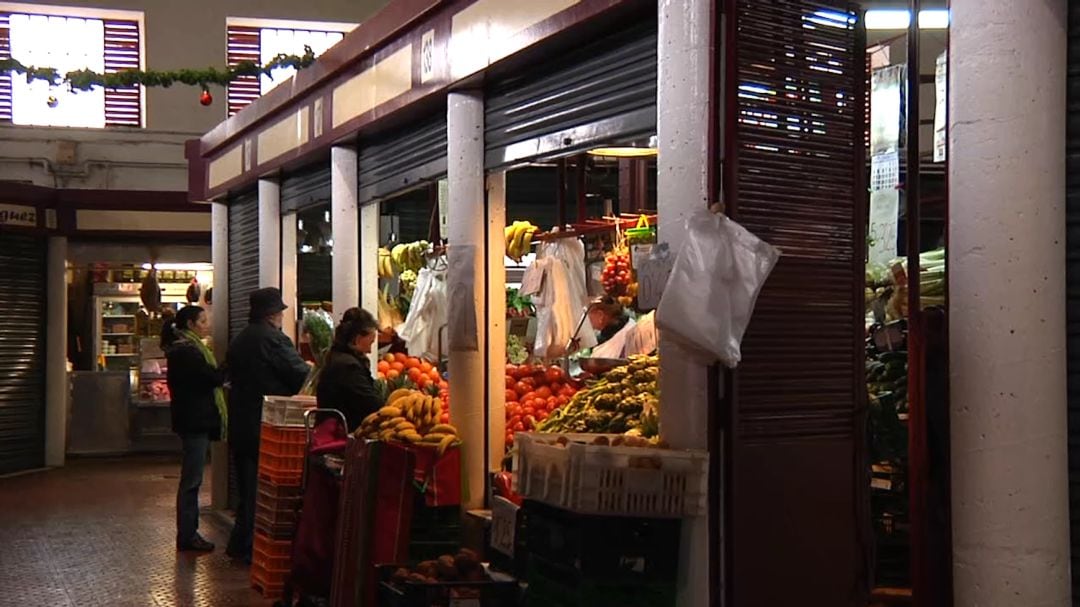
[[556, 436, 569, 447], [436, 555, 459, 580], [610, 436, 625, 447], [592, 436, 610, 446], [416, 560, 439, 579], [391, 567, 410, 583]]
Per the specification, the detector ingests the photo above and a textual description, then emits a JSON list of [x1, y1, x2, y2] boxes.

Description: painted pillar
[[486, 172, 507, 471], [447, 90, 487, 509], [657, 0, 712, 605], [332, 145, 360, 321], [949, 1, 1071, 605], [258, 177, 281, 289], [359, 199, 380, 371], [44, 236, 68, 467], [210, 201, 229, 509], [281, 213, 298, 343]]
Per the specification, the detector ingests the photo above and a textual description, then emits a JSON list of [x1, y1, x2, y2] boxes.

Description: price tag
[[489, 496, 518, 557], [635, 242, 675, 311]]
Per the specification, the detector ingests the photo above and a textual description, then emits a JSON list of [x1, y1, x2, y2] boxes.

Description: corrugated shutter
[[0, 233, 46, 475], [228, 191, 259, 341], [484, 21, 657, 169], [725, 2, 866, 605], [0, 14, 11, 123], [282, 164, 332, 214], [227, 25, 261, 117], [358, 113, 448, 204], [1066, 0, 1080, 597], [103, 19, 141, 127]]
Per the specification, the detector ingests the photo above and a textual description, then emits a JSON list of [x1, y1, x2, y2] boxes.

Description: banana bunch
[[356, 389, 461, 455], [390, 240, 430, 273], [505, 221, 538, 262], [378, 247, 397, 279]]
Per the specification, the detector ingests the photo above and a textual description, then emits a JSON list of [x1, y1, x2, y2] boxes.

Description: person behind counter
[[162, 304, 226, 553], [316, 307, 383, 432], [226, 287, 311, 563], [588, 297, 636, 359]]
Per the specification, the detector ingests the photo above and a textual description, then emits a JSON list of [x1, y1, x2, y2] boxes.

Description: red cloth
[[409, 444, 462, 506]]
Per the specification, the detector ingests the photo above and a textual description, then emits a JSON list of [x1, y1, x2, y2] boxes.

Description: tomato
[[536, 410, 549, 422], [523, 414, 536, 429], [515, 382, 532, 398], [508, 414, 521, 427], [519, 391, 535, 404], [545, 366, 565, 384], [505, 389, 518, 403], [519, 376, 536, 388], [556, 395, 569, 406], [561, 385, 576, 397], [505, 376, 516, 390], [535, 386, 552, 400], [513, 421, 525, 432], [522, 405, 535, 417], [441, 413, 450, 424], [507, 403, 521, 417]]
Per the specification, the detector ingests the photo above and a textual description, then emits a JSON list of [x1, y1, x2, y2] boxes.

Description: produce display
[[506, 334, 528, 365], [388, 549, 486, 584], [601, 246, 638, 307], [377, 247, 396, 279], [503, 363, 579, 449], [506, 287, 534, 319], [389, 240, 430, 274], [865, 247, 945, 321], [299, 309, 334, 395], [376, 353, 445, 391], [356, 388, 459, 455], [536, 354, 659, 437], [377, 285, 405, 330], [505, 221, 539, 262], [399, 269, 418, 298]]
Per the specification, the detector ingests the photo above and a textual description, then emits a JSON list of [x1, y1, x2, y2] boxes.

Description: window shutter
[[0, 13, 11, 124], [227, 25, 261, 117], [103, 19, 141, 127]]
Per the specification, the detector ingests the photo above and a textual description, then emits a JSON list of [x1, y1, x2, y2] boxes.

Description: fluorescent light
[[141, 262, 213, 271], [865, 9, 948, 30], [587, 147, 658, 158]]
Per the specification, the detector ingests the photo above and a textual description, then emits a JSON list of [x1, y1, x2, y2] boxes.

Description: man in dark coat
[[225, 287, 310, 562]]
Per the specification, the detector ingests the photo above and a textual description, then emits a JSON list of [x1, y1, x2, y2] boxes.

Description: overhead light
[[141, 262, 213, 271], [865, 9, 949, 30], [587, 135, 658, 158]]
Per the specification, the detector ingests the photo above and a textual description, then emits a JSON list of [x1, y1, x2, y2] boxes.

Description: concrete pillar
[[44, 236, 67, 467], [281, 213, 298, 343], [447, 90, 487, 509], [486, 172, 507, 472], [359, 200, 380, 371], [332, 146, 360, 322], [949, 1, 1071, 605], [258, 178, 281, 289], [210, 202, 229, 509], [658, 0, 712, 605]]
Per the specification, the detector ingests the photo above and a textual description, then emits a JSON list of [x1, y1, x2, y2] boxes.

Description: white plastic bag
[[656, 210, 779, 368], [399, 267, 448, 359]]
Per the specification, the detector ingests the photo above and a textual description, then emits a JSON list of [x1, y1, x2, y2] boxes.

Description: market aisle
[[0, 456, 271, 607]]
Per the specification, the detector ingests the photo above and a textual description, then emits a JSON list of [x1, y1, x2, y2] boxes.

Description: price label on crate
[[489, 496, 518, 558]]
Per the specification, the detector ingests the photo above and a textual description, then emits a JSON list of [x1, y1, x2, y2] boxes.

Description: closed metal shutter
[[484, 21, 657, 170], [725, 2, 867, 605], [0, 233, 46, 475], [282, 164, 331, 214], [1066, 0, 1080, 596], [358, 113, 448, 204], [228, 191, 259, 341]]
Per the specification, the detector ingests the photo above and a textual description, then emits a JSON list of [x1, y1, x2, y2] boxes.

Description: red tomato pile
[[601, 248, 632, 295], [504, 363, 578, 449]]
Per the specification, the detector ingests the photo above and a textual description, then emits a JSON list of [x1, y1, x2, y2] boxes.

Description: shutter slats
[[358, 113, 448, 203], [282, 165, 332, 214], [103, 19, 142, 127], [228, 191, 260, 341], [0, 14, 11, 124], [227, 25, 261, 117]]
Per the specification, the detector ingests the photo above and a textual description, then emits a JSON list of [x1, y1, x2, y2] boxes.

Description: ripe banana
[[505, 221, 539, 261]]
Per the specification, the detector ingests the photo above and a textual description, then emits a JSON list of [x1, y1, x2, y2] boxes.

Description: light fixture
[[587, 135, 659, 158], [141, 262, 213, 271], [865, 9, 949, 30]]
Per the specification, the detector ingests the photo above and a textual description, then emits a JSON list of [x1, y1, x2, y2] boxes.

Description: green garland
[[0, 46, 316, 92]]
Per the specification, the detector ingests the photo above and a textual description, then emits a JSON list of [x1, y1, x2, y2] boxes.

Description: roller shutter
[[358, 113, 448, 204], [228, 191, 259, 341], [282, 164, 331, 214], [0, 233, 46, 475], [484, 20, 657, 170]]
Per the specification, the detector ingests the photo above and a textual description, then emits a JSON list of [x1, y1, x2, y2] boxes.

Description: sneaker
[[178, 535, 215, 552]]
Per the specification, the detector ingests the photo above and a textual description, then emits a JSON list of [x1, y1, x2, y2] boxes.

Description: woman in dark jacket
[[317, 307, 383, 432], [164, 305, 227, 552]]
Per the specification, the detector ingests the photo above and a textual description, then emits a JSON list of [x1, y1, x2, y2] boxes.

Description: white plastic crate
[[512, 432, 708, 518], [262, 395, 317, 427]]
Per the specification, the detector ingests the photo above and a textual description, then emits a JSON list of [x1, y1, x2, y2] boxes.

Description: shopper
[[163, 305, 227, 553], [317, 307, 383, 432], [588, 297, 636, 359], [225, 287, 311, 562]]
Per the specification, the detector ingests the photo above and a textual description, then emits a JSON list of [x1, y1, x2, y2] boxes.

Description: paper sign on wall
[[868, 189, 900, 266], [934, 51, 947, 163], [636, 242, 675, 311], [448, 244, 479, 352]]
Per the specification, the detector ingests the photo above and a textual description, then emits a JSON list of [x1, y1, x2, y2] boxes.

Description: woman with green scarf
[[163, 305, 227, 552]]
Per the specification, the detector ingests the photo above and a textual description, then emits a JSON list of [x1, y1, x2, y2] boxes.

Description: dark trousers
[[228, 446, 259, 559], [177, 434, 210, 545]]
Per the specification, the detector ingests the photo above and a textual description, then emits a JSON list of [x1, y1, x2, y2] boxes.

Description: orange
[[420, 360, 433, 373], [394, 352, 408, 364], [407, 367, 422, 382], [387, 369, 401, 380], [428, 368, 441, 382], [391, 362, 405, 373], [377, 361, 390, 373], [405, 357, 421, 370], [383, 354, 395, 364]]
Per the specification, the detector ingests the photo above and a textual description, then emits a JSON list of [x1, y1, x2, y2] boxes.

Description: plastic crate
[[257, 451, 304, 485], [258, 478, 303, 501], [524, 554, 675, 607], [262, 395, 317, 427], [251, 560, 286, 598], [376, 564, 520, 607], [522, 500, 679, 584], [254, 493, 301, 539], [512, 433, 707, 518], [260, 422, 307, 458], [253, 530, 293, 572]]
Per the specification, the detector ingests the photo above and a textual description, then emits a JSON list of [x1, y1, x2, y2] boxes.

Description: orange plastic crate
[[257, 451, 304, 485], [253, 530, 293, 570], [261, 423, 306, 456], [250, 560, 286, 597]]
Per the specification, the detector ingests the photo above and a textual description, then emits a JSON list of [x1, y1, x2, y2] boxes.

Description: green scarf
[[181, 329, 228, 440]]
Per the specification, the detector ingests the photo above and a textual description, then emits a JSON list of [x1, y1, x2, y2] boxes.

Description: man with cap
[[225, 287, 310, 562]]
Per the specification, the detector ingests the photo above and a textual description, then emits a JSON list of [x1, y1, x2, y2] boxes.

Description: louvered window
[[0, 10, 142, 128], [226, 23, 345, 117]]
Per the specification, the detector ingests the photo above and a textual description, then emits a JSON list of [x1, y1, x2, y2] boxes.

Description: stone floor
[[0, 456, 272, 607]]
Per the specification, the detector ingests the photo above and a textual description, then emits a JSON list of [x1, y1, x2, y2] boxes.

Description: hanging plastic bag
[[656, 210, 780, 368], [399, 267, 448, 359], [548, 237, 597, 350]]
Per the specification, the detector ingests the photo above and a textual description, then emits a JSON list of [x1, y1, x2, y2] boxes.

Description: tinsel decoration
[[0, 46, 316, 93]]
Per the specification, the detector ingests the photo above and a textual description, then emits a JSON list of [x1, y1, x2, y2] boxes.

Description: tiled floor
[[0, 456, 272, 607]]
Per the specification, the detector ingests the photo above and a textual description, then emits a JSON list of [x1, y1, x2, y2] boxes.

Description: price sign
[[489, 496, 518, 558], [635, 242, 675, 311]]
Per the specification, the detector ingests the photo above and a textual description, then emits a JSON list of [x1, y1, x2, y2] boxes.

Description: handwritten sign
[[0, 204, 37, 228], [868, 189, 899, 266], [636, 242, 675, 310], [489, 496, 519, 558]]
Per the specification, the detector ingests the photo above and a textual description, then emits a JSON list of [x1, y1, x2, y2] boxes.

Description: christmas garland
[[0, 46, 316, 92]]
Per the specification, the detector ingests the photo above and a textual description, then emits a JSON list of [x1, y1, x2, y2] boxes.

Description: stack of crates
[[250, 396, 313, 597]]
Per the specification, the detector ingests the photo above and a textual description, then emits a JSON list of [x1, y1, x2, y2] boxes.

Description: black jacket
[[316, 345, 383, 432], [166, 339, 226, 438], [226, 321, 310, 453]]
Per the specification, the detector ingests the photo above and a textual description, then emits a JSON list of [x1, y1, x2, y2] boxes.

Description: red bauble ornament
[[199, 90, 213, 106]]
